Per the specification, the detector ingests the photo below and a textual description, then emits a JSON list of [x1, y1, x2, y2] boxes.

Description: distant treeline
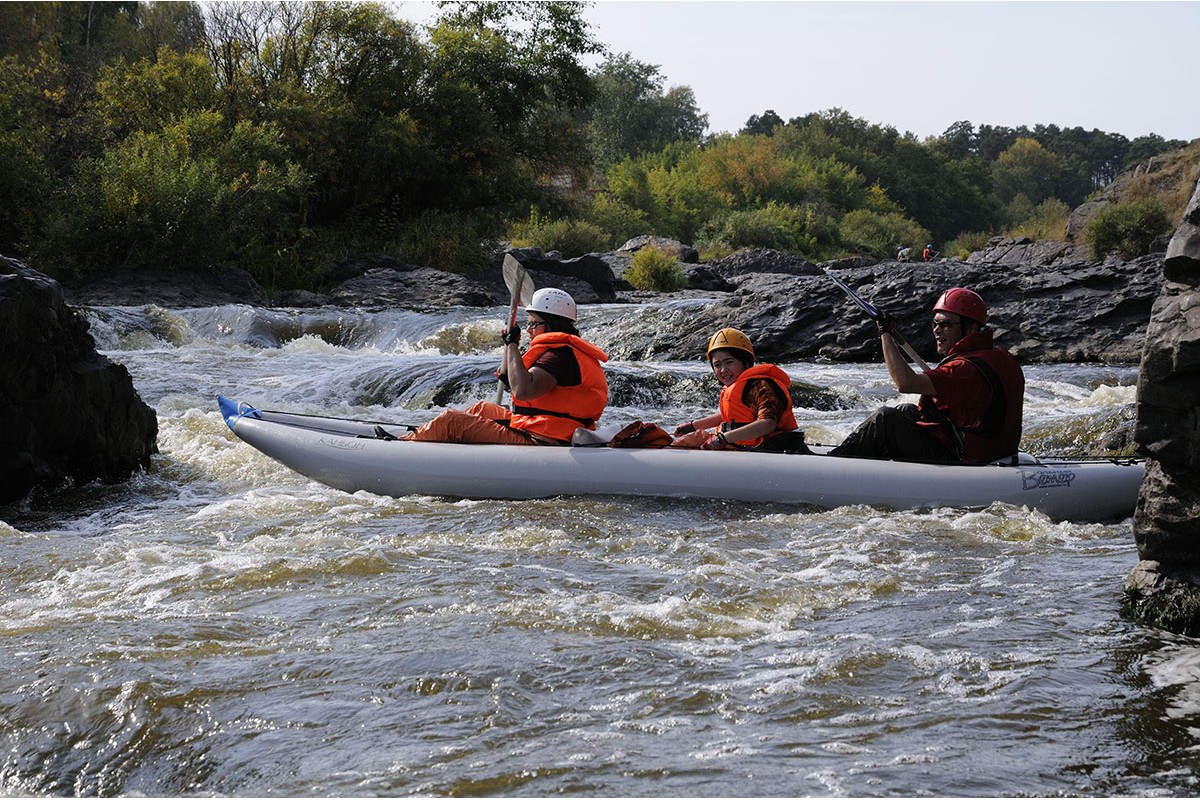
[[0, 1, 1187, 291]]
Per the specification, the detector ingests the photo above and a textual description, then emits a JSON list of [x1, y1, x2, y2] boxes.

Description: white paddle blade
[[502, 254, 536, 307]]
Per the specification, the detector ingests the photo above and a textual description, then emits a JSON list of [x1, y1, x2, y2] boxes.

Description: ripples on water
[[2, 302, 1198, 797]]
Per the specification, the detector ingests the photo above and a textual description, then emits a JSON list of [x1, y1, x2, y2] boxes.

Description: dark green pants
[[829, 404, 957, 464]]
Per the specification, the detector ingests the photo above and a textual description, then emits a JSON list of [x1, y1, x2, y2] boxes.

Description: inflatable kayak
[[217, 396, 1144, 522]]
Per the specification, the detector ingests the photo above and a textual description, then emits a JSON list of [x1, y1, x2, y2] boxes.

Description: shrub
[[508, 211, 613, 257], [39, 112, 311, 281], [586, 193, 648, 245], [1085, 197, 1172, 261], [1011, 198, 1070, 241], [697, 201, 838, 258], [391, 209, 499, 276], [625, 245, 686, 292], [838, 209, 930, 259], [944, 231, 992, 260]]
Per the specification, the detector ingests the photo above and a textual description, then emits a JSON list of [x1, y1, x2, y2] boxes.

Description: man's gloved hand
[[674, 422, 696, 436], [875, 314, 896, 336], [501, 325, 521, 345]]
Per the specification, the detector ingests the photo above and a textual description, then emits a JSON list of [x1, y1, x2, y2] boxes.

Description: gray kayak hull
[[218, 396, 1144, 522]]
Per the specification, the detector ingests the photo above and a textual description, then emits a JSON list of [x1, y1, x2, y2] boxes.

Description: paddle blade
[[503, 254, 536, 307]]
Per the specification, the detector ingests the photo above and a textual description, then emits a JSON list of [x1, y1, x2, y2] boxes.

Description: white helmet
[[528, 287, 576, 321]]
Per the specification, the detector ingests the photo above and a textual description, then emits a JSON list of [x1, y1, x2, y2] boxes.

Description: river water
[[2, 299, 1198, 797]]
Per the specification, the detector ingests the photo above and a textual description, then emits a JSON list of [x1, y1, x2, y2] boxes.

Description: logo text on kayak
[[1020, 469, 1076, 490]]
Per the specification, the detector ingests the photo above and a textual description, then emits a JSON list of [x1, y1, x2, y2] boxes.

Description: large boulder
[[327, 266, 500, 308], [1125, 174, 1200, 635], [505, 251, 619, 302], [1, 257, 158, 505]]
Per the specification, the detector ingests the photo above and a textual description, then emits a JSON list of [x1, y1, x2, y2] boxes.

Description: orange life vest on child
[[511, 332, 609, 443], [717, 364, 799, 447]]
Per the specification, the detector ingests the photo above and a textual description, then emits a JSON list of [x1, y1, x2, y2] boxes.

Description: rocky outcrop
[[1066, 139, 1200, 243], [965, 236, 1091, 268], [621, 253, 1162, 365], [1, 257, 158, 505], [1125, 175, 1200, 635]]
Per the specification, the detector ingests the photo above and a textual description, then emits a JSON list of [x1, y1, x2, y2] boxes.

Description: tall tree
[[991, 137, 1060, 207], [586, 52, 707, 167], [742, 109, 784, 137]]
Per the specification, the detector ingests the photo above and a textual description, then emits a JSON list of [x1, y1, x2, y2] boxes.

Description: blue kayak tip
[[217, 396, 260, 430]]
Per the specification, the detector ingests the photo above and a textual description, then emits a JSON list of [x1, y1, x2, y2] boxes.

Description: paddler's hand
[[501, 325, 521, 345], [875, 314, 896, 336], [702, 432, 729, 450], [674, 422, 695, 436]]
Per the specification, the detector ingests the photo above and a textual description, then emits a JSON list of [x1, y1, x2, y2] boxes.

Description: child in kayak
[[671, 328, 807, 452]]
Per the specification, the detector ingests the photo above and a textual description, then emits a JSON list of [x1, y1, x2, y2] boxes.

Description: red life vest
[[511, 332, 609, 442], [917, 330, 1024, 463], [717, 364, 799, 447]]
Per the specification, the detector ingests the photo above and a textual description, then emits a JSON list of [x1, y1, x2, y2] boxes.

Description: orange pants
[[403, 400, 540, 445]]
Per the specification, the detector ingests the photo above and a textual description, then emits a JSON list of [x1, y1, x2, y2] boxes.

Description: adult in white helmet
[[402, 286, 608, 445], [830, 287, 1024, 464]]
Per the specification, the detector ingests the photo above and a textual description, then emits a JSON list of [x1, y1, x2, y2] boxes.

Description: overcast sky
[[396, 1, 1200, 143]]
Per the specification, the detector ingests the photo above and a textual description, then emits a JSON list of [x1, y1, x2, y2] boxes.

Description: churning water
[[2, 300, 1197, 797]]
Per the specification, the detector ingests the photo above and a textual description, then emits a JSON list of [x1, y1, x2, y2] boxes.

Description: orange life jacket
[[717, 364, 799, 447], [511, 332, 609, 442]]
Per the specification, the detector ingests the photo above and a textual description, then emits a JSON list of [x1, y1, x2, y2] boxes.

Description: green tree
[[991, 137, 1059, 207], [586, 52, 707, 167], [1124, 133, 1189, 171], [93, 47, 218, 139], [44, 111, 309, 278], [742, 109, 784, 137], [0, 55, 52, 251]]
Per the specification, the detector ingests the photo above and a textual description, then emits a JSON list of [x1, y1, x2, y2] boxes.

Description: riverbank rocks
[[1125, 174, 1200, 635], [0, 257, 157, 505], [62, 263, 267, 308], [633, 253, 1162, 365]]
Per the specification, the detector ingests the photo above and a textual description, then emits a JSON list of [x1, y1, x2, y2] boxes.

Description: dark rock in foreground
[[1125, 174, 1200, 635], [1, 257, 158, 505]]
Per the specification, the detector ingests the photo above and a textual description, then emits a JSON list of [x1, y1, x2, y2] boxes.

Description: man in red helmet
[[830, 287, 1025, 464]]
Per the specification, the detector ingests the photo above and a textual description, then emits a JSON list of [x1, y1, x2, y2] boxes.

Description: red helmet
[[934, 288, 987, 325]]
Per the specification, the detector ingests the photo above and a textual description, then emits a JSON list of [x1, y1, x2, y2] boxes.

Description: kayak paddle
[[495, 254, 536, 405], [823, 268, 931, 370]]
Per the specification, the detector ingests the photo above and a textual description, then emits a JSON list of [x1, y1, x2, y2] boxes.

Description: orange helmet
[[934, 288, 987, 325], [706, 328, 755, 363]]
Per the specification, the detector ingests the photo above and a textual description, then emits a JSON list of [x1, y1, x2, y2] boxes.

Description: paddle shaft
[[495, 264, 530, 406], [824, 269, 931, 370]]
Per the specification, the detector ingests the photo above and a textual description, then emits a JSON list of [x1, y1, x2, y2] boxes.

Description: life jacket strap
[[512, 404, 596, 428]]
